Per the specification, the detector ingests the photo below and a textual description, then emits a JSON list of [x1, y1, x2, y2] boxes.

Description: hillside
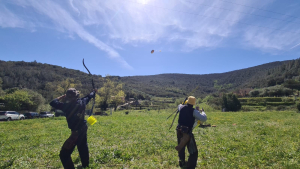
[[120, 60, 290, 98], [0, 60, 104, 101], [0, 58, 299, 100]]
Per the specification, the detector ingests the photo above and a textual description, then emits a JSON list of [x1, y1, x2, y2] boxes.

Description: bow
[[83, 59, 95, 116], [168, 86, 199, 130], [168, 97, 188, 130]]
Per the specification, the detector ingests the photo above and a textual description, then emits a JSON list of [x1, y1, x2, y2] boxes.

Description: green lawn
[[0, 110, 300, 169]]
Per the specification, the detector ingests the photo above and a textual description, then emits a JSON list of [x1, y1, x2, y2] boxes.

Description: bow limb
[[83, 58, 96, 116], [83, 58, 91, 74], [83, 59, 95, 89]]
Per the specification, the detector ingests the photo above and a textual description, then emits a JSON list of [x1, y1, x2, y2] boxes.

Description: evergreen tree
[[283, 79, 300, 95], [222, 93, 241, 112]]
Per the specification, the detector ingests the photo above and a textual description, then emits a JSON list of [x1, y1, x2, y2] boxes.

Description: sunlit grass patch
[[0, 110, 300, 168]]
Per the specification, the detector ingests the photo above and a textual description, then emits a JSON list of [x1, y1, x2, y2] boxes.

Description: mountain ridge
[[0, 59, 298, 100]]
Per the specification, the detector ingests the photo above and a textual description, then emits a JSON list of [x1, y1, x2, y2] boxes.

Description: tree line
[[0, 76, 125, 112], [1, 58, 300, 112]]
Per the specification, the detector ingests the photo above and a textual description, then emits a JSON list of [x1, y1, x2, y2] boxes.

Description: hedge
[[266, 102, 295, 106], [238, 97, 282, 103]]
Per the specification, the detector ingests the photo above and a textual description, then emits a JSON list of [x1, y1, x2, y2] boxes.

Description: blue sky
[[0, 0, 300, 77]]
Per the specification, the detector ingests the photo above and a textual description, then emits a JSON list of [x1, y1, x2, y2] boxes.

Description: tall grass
[[0, 110, 299, 168]]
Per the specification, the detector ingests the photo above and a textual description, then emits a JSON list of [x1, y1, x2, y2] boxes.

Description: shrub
[[222, 93, 241, 111], [264, 97, 282, 102], [266, 105, 273, 111], [238, 98, 248, 103], [276, 105, 286, 111], [297, 103, 300, 111], [266, 102, 294, 106], [281, 97, 294, 103], [249, 90, 260, 97], [198, 103, 215, 112], [202, 95, 214, 103], [249, 85, 293, 97]]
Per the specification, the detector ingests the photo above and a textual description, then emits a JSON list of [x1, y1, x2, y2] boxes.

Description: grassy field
[[1, 110, 300, 169]]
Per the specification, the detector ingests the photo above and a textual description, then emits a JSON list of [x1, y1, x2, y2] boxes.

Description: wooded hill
[[0, 58, 299, 101], [0, 60, 104, 101], [120, 60, 293, 98]]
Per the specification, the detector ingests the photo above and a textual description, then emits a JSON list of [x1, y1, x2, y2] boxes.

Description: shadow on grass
[[0, 159, 14, 169]]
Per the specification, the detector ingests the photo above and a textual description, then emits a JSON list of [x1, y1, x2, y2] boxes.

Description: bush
[[241, 106, 257, 111], [37, 104, 51, 112], [281, 97, 294, 103], [249, 90, 260, 97], [249, 85, 293, 97], [266, 102, 294, 106], [297, 103, 300, 111], [265, 105, 272, 110], [264, 97, 282, 102], [174, 98, 186, 106], [239, 97, 295, 106], [222, 93, 241, 112], [0, 89, 45, 111], [202, 95, 214, 103], [276, 105, 286, 111], [238, 98, 248, 103], [198, 103, 215, 112]]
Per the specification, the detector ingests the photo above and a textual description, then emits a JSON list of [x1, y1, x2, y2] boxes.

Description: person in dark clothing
[[50, 88, 97, 169], [176, 96, 207, 169]]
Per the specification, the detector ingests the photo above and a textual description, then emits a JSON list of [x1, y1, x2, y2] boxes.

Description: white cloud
[[1, 0, 300, 56], [291, 42, 300, 50], [70, 0, 287, 51], [1, 0, 132, 70], [0, 4, 24, 28], [69, 0, 80, 16], [243, 19, 300, 53]]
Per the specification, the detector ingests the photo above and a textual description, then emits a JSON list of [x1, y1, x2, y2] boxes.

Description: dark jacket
[[50, 91, 95, 131], [178, 104, 195, 130]]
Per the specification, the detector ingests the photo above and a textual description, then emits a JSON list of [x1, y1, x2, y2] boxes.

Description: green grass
[[1, 110, 300, 168]]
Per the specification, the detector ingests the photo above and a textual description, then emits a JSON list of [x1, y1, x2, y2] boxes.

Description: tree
[[98, 77, 125, 110], [0, 77, 4, 96], [55, 78, 80, 95], [0, 88, 46, 111], [213, 80, 222, 90], [37, 104, 52, 112], [283, 79, 300, 95], [24, 88, 45, 111], [273, 77, 284, 85], [43, 78, 83, 102], [222, 94, 228, 111], [249, 85, 293, 97], [2, 90, 33, 111], [85, 93, 101, 113], [249, 90, 260, 97], [222, 93, 241, 112], [110, 90, 125, 110]]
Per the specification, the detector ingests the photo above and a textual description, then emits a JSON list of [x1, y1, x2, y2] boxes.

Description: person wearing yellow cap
[[50, 88, 97, 169], [175, 96, 207, 169]]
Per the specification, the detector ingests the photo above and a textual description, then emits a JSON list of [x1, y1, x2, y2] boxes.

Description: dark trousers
[[177, 129, 198, 169], [60, 126, 89, 169]]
